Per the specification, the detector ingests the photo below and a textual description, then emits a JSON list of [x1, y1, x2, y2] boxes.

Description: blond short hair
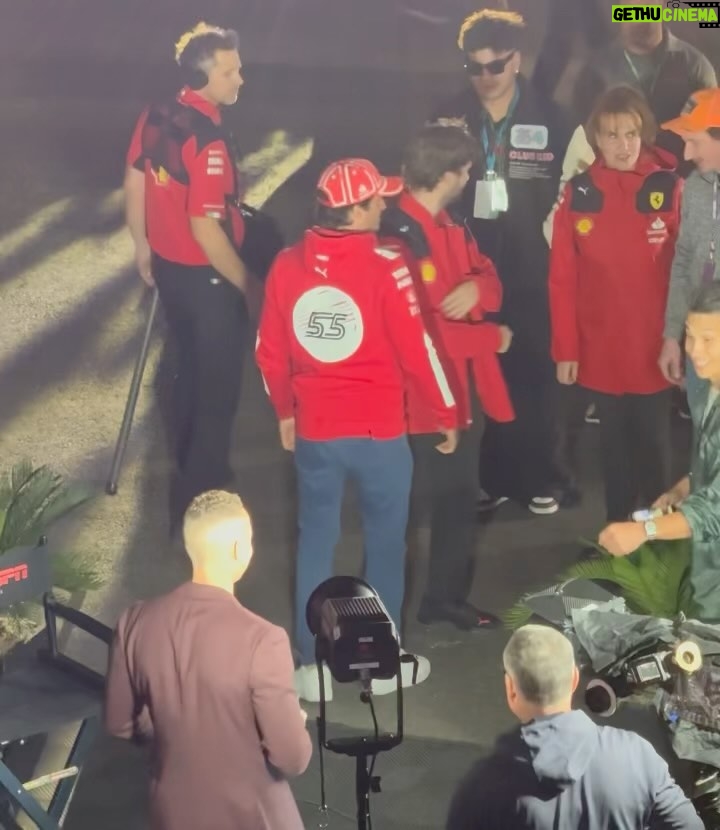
[[183, 490, 250, 557], [503, 625, 576, 706]]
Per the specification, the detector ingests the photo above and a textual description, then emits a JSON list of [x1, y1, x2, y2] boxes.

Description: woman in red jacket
[[549, 86, 682, 522]]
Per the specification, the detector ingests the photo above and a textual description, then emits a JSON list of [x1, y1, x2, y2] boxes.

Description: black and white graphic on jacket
[[292, 286, 364, 363]]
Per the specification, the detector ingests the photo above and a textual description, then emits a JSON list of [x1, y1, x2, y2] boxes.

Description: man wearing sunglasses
[[431, 10, 573, 517]]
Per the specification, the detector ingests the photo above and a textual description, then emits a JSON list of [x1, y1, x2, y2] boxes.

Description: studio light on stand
[[306, 576, 418, 830]]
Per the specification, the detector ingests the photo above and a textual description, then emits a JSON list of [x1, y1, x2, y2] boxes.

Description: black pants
[[154, 257, 248, 522], [593, 389, 672, 522], [479, 347, 568, 503], [409, 413, 484, 609]]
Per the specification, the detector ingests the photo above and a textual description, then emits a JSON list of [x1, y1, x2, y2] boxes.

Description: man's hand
[[279, 418, 296, 452], [653, 476, 690, 512], [658, 337, 683, 385], [598, 522, 646, 557], [435, 427, 458, 454], [440, 281, 480, 320], [497, 325, 513, 354], [135, 240, 154, 286], [556, 361, 579, 385]]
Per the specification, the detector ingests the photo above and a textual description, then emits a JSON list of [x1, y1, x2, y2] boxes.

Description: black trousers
[[154, 257, 248, 522], [593, 389, 672, 522], [479, 346, 569, 503], [409, 413, 484, 609]]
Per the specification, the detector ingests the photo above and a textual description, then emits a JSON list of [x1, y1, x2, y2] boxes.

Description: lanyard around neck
[[623, 50, 660, 97], [481, 84, 520, 174]]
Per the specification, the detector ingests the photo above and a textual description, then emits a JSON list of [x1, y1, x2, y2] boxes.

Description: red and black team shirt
[[127, 87, 245, 266]]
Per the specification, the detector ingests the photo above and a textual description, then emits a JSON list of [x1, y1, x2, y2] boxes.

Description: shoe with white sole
[[528, 496, 560, 515], [294, 663, 334, 703], [371, 650, 431, 696]]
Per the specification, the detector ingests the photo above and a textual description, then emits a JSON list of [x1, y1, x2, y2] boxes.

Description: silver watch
[[644, 520, 658, 540]]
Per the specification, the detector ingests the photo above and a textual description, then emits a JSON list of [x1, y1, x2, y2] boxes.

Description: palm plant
[[0, 461, 102, 646], [503, 539, 694, 629]]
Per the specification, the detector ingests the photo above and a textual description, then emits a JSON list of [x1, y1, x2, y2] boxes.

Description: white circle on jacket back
[[292, 286, 364, 363]]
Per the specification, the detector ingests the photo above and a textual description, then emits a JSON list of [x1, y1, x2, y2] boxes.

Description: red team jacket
[[255, 228, 457, 441], [127, 87, 245, 265], [381, 193, 514, 433], [549, 148, 682, 395]]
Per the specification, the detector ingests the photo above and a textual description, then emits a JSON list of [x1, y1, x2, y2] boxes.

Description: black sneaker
[[477, 492, 509, 513], [418, 601, 501, 631]]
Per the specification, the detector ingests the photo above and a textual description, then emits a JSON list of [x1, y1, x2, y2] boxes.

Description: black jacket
[[446, 710, 703, 830], [432, 76, 569, 354]]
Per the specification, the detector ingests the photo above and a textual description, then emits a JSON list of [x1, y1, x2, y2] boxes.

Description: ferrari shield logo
[[650, 191, 664, 210], [575, 217, 594, 236], [421, 260, 437, 283]]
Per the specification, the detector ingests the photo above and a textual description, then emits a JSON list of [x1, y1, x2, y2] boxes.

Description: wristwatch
[[644, 520, 658, 540]]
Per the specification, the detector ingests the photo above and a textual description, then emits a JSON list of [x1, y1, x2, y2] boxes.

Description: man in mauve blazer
[[105, 490, 312, 830]]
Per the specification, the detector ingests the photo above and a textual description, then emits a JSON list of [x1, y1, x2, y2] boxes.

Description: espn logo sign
[[0, 563, 29, 587]]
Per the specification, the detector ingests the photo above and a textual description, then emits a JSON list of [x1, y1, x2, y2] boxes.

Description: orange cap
[[662, 88, 720, 134]]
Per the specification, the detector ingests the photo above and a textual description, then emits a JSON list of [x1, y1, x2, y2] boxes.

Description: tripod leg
[[355, 755, 371, 830], [105, 288, 160, 495]]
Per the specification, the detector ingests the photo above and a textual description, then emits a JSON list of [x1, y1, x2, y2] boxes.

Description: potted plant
[[0, 461, 102, 657], [503, 539, 694, 629]]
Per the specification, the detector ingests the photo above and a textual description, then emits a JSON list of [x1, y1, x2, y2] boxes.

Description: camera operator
[[447, 624, 702, 830], [600, 281, 720, 625], [105, 491, 311, 830], [125, 23, 252, 529]]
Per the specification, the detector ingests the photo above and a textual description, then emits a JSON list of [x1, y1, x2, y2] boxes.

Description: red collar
[[177, 86, 222, 125], [397, 192, 452, 234]]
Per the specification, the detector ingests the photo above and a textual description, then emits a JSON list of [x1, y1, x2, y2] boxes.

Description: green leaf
[[0, 463, 94, 553], [501, 603, 534, 630], [504, 539, 693, 627], [51, 552, 103, 593]]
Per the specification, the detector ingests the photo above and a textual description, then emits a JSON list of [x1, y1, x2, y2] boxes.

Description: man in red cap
[[659, 89, 720, 394], [256, 158, 458, 702]]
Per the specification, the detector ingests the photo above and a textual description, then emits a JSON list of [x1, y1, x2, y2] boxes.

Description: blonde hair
[[183, 490, 251, 564], [457, 9, 525, 51], [174, 22, 225, 63]]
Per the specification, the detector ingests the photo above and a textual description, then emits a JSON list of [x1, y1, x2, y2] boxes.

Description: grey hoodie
[[447, 710, 703, 829], [665, 170, 720, 341]]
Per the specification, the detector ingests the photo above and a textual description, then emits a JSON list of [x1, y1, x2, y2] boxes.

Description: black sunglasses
[[464, 51, 516, 77]]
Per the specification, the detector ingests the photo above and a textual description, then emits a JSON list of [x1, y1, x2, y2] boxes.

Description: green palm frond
[[0, 463, 94, 553], [503, 538, 693, 629], [51, 552, 103, 594]]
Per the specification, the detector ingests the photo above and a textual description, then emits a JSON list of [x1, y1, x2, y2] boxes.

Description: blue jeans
[[294, 436, 413, 666]]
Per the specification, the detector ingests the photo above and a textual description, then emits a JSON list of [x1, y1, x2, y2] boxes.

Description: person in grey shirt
[[659, 89, 720, 388], [573, 15, 716, 165], [447, 625, 703, 830]]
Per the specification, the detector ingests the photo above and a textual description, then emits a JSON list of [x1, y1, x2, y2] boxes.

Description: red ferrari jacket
[[380, 193, 514, 433], [127, 88, 245, 266], [255, 228, 457, 441], [549, 148, 682, 395]]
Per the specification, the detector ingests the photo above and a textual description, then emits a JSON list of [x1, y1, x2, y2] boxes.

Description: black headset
[[179, 58, 208, 91]]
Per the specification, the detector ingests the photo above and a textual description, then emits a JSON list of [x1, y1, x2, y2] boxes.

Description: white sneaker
[[529, 496, 559, 515], [371, 651, 431, 696], [295, 663, 334, 703]]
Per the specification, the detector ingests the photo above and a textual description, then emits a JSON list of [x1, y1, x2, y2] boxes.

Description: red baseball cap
[[317, 158, 403, 208]]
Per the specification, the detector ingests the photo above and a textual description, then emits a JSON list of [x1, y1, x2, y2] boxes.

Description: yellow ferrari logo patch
[[152, 166, 170, 186], [575, 217, 594, 236], [650, 191, 665, 210], [421, 260, 437, 283]]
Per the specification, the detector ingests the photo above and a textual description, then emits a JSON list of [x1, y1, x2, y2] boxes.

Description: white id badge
[[473, 179, 497, 220], [490, 177, 509, 213]]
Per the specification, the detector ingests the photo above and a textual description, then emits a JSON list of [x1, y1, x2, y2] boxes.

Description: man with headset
[[124, 22, 251, 528]]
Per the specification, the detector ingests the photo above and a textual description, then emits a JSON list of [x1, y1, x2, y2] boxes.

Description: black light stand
[[314, 654, 417, 830]]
